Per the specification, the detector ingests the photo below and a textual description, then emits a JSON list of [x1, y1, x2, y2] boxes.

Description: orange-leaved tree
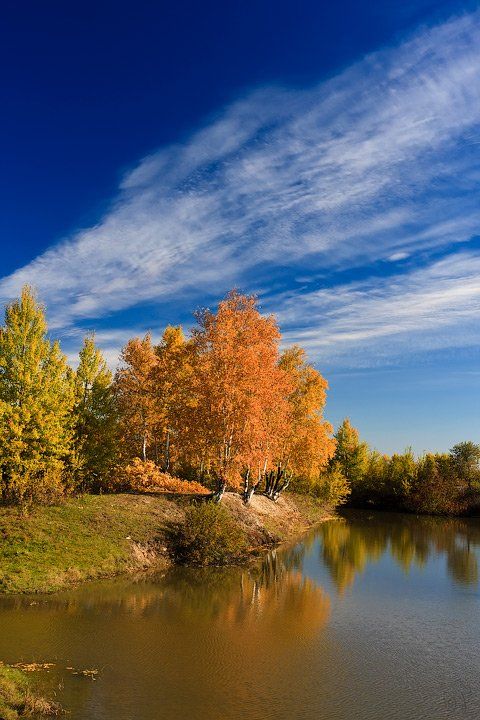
[[189, 291, 288, 501], [152, 325, 195, 472], [265, 346, 335, 499], [114, 334, 158, 462]]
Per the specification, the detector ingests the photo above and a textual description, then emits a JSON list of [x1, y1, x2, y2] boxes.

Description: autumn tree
[[114, 335, 158, 462], [0, 286, 74, 506], [408, 453, 460, 515], [73, 334, 118, 491], [271, 346, 335, 500], [153, 326, 194, 472], [384, 450, 416, 504], [189, 291, 288, 501], [356, 450, 389, 504]]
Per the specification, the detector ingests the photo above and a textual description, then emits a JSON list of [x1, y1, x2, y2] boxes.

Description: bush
[[317, 465, 351, 506], [172, 503, 248, 565], [288, 466, 350, 507], [0, 465, 66, 509], [121, 459, 209, 495], [407, 454, 464, 515]]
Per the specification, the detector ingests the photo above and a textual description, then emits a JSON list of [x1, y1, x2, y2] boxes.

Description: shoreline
[[0, 492, 334, 595]]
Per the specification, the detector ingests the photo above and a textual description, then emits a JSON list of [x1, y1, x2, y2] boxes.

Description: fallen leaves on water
[[12, 662, 55, 672], [69, 668, 99, 680], [9, 661, 100, 680]]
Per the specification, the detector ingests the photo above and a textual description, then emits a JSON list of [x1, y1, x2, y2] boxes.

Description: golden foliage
[[121, 459, 209, 495], [0, 287, 74, 506]]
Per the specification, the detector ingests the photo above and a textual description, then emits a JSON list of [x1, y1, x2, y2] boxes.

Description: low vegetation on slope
[[0, 492, 331, 594], [0, 494, 181, 593], [0, 663, 61, 719]]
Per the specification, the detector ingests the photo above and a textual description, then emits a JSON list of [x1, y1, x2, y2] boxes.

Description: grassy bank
[[0, 663, 61, 718], [0, 492, 332, 594]]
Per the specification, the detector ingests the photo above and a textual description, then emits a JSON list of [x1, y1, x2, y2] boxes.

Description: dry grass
[[222, 491, 334, 548]]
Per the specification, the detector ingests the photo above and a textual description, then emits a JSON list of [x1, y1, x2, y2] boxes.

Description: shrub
[[121, 458, 209, 495], [172, 503, 248, 565], [407, 454, 464, 515], [315, 465, 351, 506], [1, 465, 66, 509], [288, 466, 351, 507]]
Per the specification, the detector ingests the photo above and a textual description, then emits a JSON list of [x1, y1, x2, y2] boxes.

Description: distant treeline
[[327, 418, 480, 516]]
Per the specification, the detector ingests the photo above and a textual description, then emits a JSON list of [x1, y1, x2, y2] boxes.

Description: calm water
[[0, 510, 479, 720]]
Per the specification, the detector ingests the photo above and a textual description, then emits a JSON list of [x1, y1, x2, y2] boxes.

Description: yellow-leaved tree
[[153, 325, 195, 472], [0, 286, 74, 506], [73, 334, 119, 491], [114, 334, 158, 462]]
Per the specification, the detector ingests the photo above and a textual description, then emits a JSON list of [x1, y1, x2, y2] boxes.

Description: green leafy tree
[[408, 453, 461, 515], [361, 450, 390, 502], [332, 418, 368, 491], [450, 441, 480, 491], [384, 449, 416, 505], [0, 286, 74, 506], [74, 334, 118, 491]]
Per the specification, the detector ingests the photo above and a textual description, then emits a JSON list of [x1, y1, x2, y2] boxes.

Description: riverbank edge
[[0, 662, 62, 718], [0, 492, 334, 594]]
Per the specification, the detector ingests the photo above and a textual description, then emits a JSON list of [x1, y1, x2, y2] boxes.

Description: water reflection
[[1, 512, 479, 720], [0, 545, 330, 639], [320, 511, 480, 592], [162, 548, 330, 640], [0, 548, 331, 720]]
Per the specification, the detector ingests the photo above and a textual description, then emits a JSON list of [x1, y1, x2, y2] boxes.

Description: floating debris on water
[[12, 662, 55, 672]]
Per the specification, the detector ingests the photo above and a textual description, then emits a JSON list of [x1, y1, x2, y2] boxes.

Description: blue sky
[[1, 0, 480, 454]]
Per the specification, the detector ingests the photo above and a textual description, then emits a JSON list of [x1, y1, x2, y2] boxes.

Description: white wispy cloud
[[1, 9, 480, 366], [277, 251, 480, 366]]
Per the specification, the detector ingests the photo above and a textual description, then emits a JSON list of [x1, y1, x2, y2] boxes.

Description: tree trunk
[[211, 480, 227, 503], [142, 433, 147, 462], [243, 468, 261, 504], [164, 430, 170, 472], [243, 485, 255, 504], [264, 465, 290, 501]]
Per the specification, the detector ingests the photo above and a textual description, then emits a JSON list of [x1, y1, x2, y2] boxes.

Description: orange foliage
[[152, 326, 196, 470], [113, 291, 336, 498], [115, 335, 159, 461], [189, 291, 289, 489], [122, 459, 209, 495], [279, 346, 336, 479]]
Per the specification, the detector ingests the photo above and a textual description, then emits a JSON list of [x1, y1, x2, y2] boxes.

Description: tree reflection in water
[[1, 514, 479, 720], [319, 512, 480, 592], [0, 544, 330, 639], [159, 545, 331, 643]]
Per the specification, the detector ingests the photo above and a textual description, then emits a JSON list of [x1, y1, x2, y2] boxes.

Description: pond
[[0, 510, 479, 719]]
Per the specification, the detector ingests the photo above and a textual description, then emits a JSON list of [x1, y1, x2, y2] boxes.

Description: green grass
[[0, 491, 332, 594], [0, 663, 61, 718], [0, 664, 27, 720], [0, 494, 181, 594]]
